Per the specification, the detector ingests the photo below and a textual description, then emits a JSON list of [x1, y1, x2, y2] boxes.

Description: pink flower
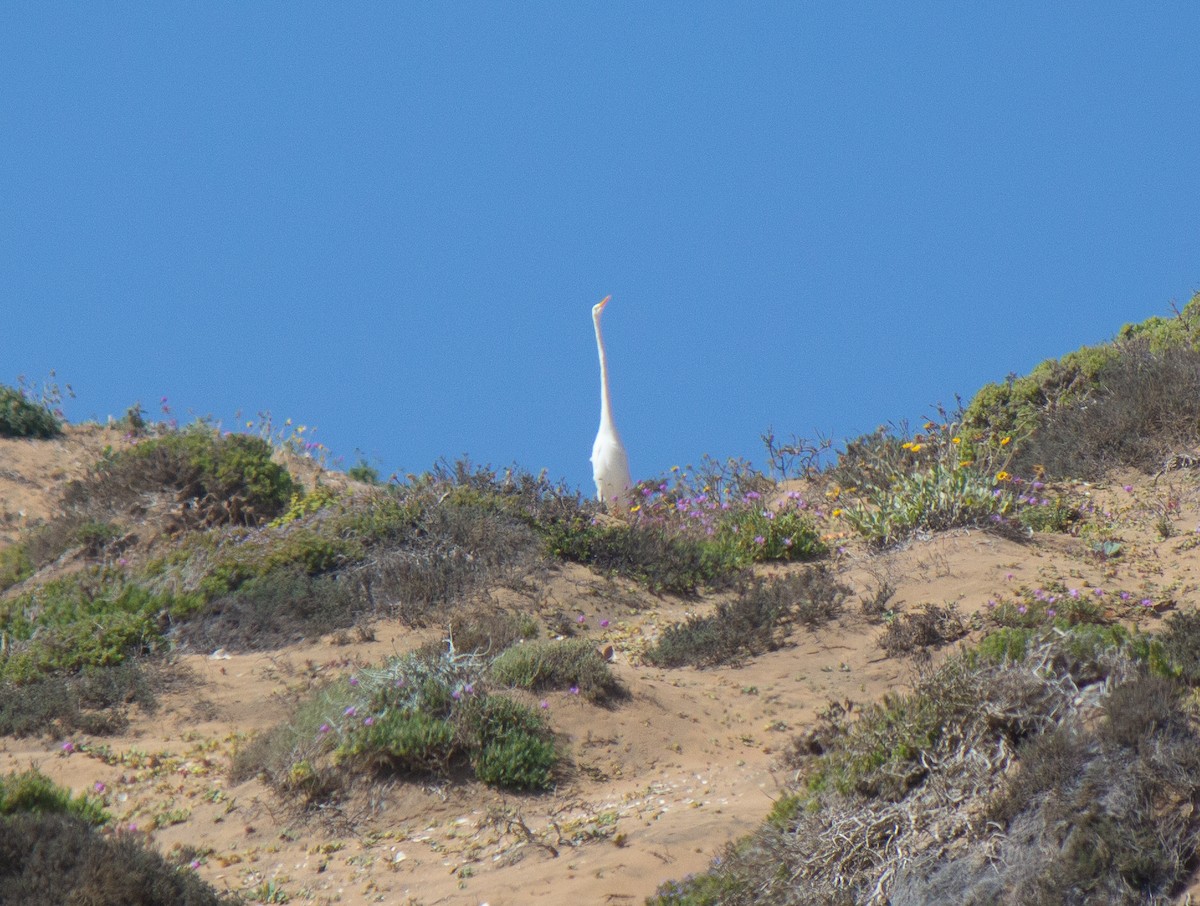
[[93, 781, 106, 794], [363, 717, 374, 727], [319, 723, 331, 734], [61, 741, 75, 754], [599, 619, 610, 628], [577, 614, 586, 624], [1124, 485, 1134, 493], [348, 676, 359, 687], [539, 700, 549, 709]]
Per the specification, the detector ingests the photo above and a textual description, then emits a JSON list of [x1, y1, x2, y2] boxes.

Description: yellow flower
[[1000, 436, 1011, 446], [629, 504, 641, 513], [959, 460, 974, 467], [832, 508, 843, 517], [901, 442, 914, 450], [671, 465, 680, 472], [910, 443, 923, 452], [995, 471, 1011, 482], [951, 437, 961, 445]]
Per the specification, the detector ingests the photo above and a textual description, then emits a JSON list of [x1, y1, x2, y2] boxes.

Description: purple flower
[[451, 690, 462, 701], [599, 619, 610, 628], [1120, 591, 1131, 601], [1094, 588, 1104, 597], [363, 716, 374, 727], [569, 685, 580, 696], [190, 859, 201, 870], [319, 723, 331, 734], [754, 535, 766, 545], [394, 678, 406, 688], [1018, 605, 1027, 615], [1124, 485, 1134, 493], [1069, 588, 1080, 598], [61, 741, 75, 754], [1047, 609, 1056, 618], [539, 700, 549, 709], [576, 614, 586, 624], [93, 781, 106, 794], [117, 557, 128, 567], [464, 683, 474, 695], [344, 706, 357, 717], [1141, 598, 1154, 607], [348, 676, 359, 687]]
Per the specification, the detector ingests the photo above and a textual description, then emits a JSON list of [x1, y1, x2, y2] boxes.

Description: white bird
[[590, 295, 633, 512]]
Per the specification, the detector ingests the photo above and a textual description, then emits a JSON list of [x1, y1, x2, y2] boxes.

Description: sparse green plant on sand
[[838, 413, 1018, 546], [489, 638, 623, 703], [233, 643, 559, 799]]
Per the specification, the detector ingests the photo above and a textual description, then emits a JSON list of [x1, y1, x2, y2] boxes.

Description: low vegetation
[[233, 641, 586, 800], [645, 567, 850, 668]]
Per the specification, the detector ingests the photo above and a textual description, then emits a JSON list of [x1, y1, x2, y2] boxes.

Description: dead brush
[[878, 602, 967, 659], [660, 631, 1200, 906]]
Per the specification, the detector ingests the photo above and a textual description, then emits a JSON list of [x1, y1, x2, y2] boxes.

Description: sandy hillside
[[3, 426, 1200, 904]]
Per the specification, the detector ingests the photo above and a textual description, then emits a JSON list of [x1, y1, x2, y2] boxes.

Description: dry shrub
[[645, 567, 850, 668], [1016, 339, 1200, 479], [0, 661, 159, 737], [0, 813, 235, 906], [655, 632, 1200, 906], [879, 602, 967, 658], [175, 568, 362, 652], [349, 498, 543, 626]]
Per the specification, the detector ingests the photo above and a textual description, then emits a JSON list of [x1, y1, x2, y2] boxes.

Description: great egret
[[591, 295, 633, 512]]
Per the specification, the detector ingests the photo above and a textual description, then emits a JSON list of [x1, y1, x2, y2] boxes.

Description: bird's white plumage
[[590, 295, 633, 512]]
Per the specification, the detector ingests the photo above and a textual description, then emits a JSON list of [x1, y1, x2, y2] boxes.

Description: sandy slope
[[3, 426, 1200, 904]]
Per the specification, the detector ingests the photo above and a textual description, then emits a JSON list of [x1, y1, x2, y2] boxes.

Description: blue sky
[[3, 5, 1199, 494]]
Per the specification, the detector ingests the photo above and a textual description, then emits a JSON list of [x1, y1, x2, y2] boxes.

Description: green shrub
[[0, 577, 190, 683], [472, 729, 556, 790], [338, 709, 456, 774], [347, 460, 380, 484], [68, 428, 297, 526], [546, 517, 742, 595], [0, 544, 33, 591], [240, 646, 560, 799], [489, 638, 623, 703], [0, 385, 60, 439], [0, 768, 107, 824]]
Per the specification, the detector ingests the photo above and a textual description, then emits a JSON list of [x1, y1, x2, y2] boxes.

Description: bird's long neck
[[594, 311, 617, 432]]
